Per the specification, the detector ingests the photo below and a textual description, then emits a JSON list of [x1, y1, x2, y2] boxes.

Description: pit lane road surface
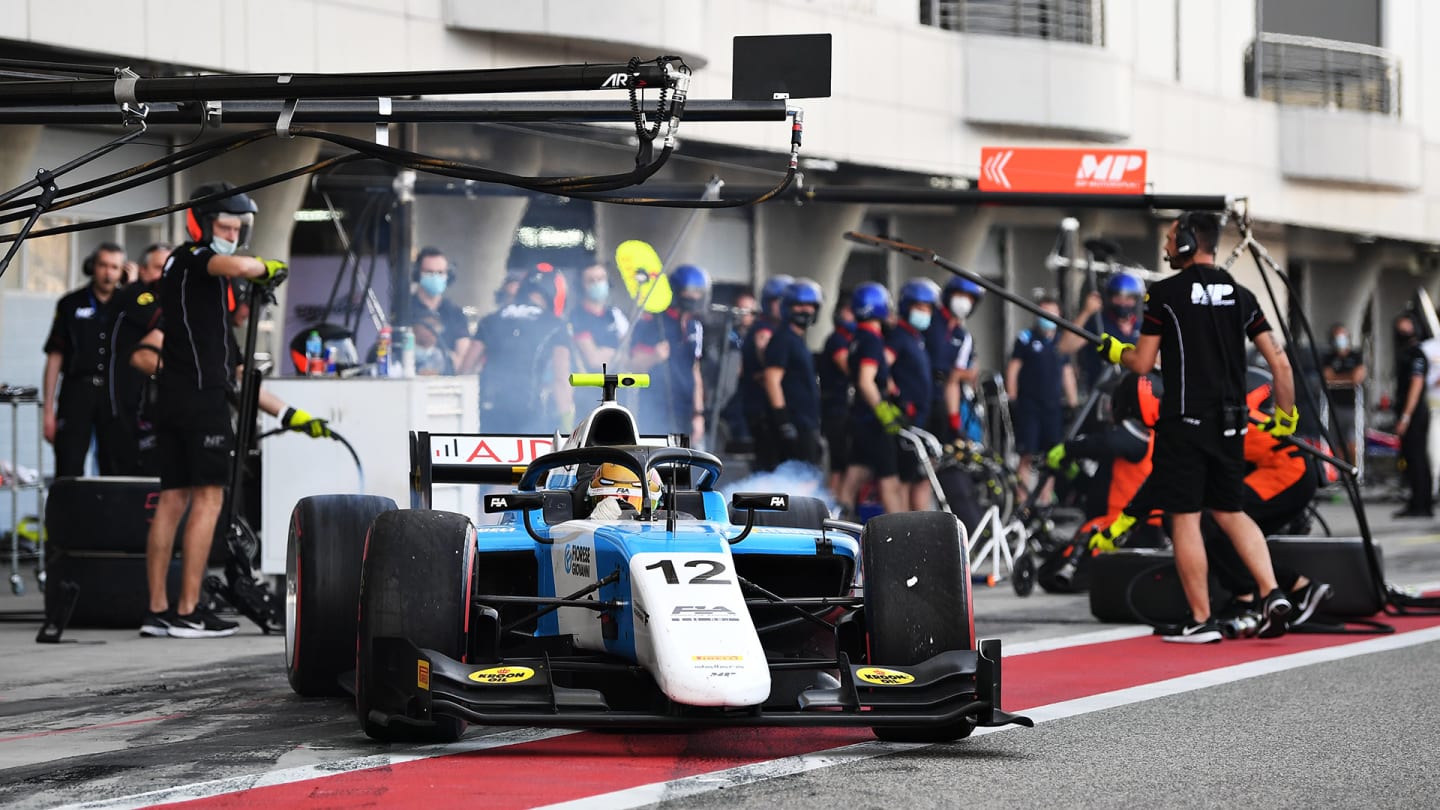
[[1, 506, 1437, 809]]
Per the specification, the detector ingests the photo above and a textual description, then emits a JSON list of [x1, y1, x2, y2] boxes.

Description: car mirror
[[731, 492, 789, 512], [483, 492, 545, 513]]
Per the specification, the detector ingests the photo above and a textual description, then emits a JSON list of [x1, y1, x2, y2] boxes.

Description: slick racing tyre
[[731, 495, 831, 530], [862, 511, 976, 743], [356, 509, 474, 743], [286, 494, 396, 697]]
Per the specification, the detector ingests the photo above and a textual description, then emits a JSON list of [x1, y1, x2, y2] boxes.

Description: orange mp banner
[[978, 147, 1148, 194]]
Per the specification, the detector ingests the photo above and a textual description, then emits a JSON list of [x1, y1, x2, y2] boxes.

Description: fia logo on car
[[671, 605, 740, 623], [769, 496, 786, 508], [488, 496, 509, 509]]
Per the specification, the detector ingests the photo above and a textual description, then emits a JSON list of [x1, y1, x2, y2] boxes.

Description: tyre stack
[[44, 477, 182, 628]]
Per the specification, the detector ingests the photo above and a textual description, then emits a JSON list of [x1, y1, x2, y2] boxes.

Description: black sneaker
[[1286, 581, 1333, 628], [1256, 588, 1294, 639], [139, 610, 176, 638], [167, 607, 239, 638], [1161, 618, 1223, 644]]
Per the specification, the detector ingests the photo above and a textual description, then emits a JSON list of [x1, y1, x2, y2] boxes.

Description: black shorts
[[156, 386, 234, 490], [1013, 405, 1063, 456], [895, 434, 926, 484], [849, 424, 898, 479], [1147, 418, 1245, 513], [1332, 404, 1356, 443]]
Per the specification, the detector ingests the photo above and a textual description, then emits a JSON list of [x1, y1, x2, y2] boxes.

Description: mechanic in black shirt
[[141, 183, 288, 639], [890, 279, 937, 510], [1391, 312, 1432, 518], [839, 283, 905, 516], [106, 243, 169, 475], [927, 276, 983, 443], [464, 265, 574, 434], [1320, 322, 1366, 463], [408, 246, 472, 373], [631, 264, 708, 442], [42, 242, 128, 477], [569, 263, 630, 372], [818, 294, 854, 493], [761, 279, 823, 468], [739, 275, 793, 470], [1060, 272, 1145, 394], [1006, 295, 1077, 504], [1098, 211, 1296, 643]]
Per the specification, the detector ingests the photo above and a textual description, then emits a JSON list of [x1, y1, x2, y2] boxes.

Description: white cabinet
[[259, 377, 478, 574]]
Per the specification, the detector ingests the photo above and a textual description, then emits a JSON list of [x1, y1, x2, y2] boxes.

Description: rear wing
[[409, 431, 678, 508]]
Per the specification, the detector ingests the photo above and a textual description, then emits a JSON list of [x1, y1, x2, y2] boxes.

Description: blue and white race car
[[285, 372, 1030, 743]]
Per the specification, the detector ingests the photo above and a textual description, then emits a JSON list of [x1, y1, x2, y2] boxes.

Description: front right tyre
[[356, 509, 474, 743]]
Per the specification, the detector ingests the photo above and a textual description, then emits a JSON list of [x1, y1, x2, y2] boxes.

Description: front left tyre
[[285, 494, 396, 697]]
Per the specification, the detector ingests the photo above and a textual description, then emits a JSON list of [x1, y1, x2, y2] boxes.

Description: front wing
[[364, 637, 1033, 732]]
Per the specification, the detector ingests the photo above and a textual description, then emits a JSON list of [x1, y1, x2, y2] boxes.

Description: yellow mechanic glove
[[282, 406, 331, 439], [1045, 443, 1068, 470], [254, 258, 289, 286], [1097, 332, 1134, 366], [1088, 512, 1137, 553], [873, 401, 905, 436], [1261, 405, 1299, 438]]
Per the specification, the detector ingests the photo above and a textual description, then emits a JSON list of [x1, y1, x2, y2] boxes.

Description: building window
[[919, 0, 1103, 46], [1244, 34, 1400, 116]]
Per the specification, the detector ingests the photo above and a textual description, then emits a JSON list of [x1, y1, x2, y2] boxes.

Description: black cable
[[288, 126, 675, 194], [0, 152, 365, 242], [562, 168, 798, 208], [0, 128, 271, 214], [1237, 230, 1440, 614]]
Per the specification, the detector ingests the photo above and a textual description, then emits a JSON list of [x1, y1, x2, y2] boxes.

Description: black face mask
[[678, 296, 705, 314], [789, 310, 816, 329], [1396, 329, 1417, 346], [1111, 303, 1136, 319]]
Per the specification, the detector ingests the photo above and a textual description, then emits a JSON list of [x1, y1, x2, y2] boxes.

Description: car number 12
[[644, 559, 731, 585]]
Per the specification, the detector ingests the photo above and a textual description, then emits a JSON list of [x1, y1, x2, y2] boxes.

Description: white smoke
[[721, 460, 837, 514]]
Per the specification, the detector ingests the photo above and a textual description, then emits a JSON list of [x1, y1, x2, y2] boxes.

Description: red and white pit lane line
[[62, 611, 1440, 810]]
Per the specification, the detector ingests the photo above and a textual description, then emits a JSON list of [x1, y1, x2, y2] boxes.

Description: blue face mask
[[586, 281, 610, 302], [210, 235, 238, 256], [908, 309, 932, 332], [419, 274, 448, 297], [1037, 317, 1057, 332]]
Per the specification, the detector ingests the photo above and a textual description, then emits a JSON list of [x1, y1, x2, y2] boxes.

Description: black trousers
[[1400, 409, 1433, 513], [53, 380, 124, 477]]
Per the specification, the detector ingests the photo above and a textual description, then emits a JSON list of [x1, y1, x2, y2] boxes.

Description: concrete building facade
[[1, 0, 1438, 456]]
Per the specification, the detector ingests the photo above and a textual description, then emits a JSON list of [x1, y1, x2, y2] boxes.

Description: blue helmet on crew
[[669, 263, 711, 314], [782, 279, 823, 329], [898, 278, 941, 332]]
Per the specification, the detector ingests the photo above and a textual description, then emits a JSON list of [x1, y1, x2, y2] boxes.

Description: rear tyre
[[862, 511, 976, 742], [356, 509, 473, 743], [286, 494, 396, 697]]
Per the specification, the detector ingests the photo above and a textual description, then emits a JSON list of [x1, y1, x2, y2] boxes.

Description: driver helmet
[[587, 462, 663, 512]]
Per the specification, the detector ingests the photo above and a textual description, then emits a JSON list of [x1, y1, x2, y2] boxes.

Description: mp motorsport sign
[[979, 147, 1148, 194]]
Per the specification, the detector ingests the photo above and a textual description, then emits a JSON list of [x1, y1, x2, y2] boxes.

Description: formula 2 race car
[[284, 372, 1030, 743]]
